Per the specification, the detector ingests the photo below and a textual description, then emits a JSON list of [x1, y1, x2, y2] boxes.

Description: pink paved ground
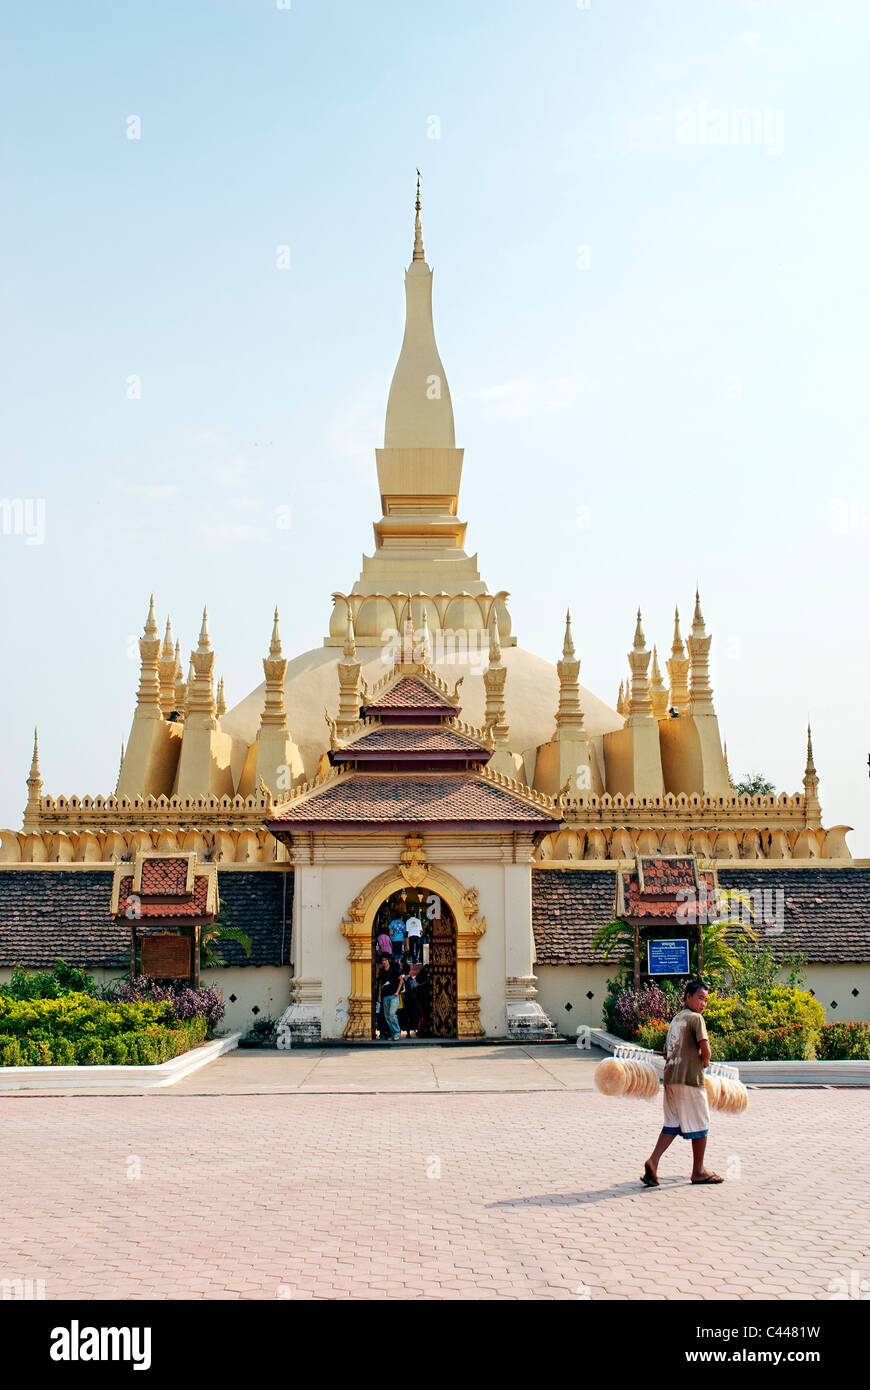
[[2, 1088, 867, 1300]]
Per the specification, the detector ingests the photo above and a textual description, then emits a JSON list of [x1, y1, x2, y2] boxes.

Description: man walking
[[642, 979, 723, 1186], [377, 953, 404, 1042]]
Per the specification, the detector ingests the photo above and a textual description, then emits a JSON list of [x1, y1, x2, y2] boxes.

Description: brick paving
[[2, 1074, 868, 1300]]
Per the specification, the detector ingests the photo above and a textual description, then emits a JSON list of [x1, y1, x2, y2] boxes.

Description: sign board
[[647, 938, 690, 976], [141, 933, 191, 980]]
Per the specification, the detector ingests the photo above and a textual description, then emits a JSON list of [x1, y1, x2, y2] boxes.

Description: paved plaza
[[2, 1046, 868, 1300]]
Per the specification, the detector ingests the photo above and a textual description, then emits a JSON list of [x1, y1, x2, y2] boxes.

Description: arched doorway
[[370, 886, 457, 1039], [340, 843, 486, 1041]]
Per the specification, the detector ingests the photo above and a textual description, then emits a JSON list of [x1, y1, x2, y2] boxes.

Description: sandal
[[691, 1172, 724, 1184], [641, 1164, 659, 1187]]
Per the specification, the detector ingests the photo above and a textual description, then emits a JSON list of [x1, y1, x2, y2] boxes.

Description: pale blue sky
[[1, 0, 868, 850]]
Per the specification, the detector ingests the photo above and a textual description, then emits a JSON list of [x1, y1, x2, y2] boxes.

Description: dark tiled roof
[[363, 677, 456, 713], [0, 869, 292, 971], [717, 867, 870, 965], [268, 773, 557, 826], [341, 726, 483, 754], [533, 869, 618, 966], [533, 866, 870, 966]]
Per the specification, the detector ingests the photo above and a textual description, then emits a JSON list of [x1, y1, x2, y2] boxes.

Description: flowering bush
[[603, 980, 682, 1039], [106, 977, 225, 1030], [816, 1022, 870, 1060], [634, 1018, 670, 1051]]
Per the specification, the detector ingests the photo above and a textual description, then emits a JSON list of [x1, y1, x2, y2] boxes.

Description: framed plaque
[[141, 932, 191, 980]]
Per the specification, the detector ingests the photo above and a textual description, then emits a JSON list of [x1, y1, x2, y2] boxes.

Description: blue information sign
[[647, 938, 690, 976]]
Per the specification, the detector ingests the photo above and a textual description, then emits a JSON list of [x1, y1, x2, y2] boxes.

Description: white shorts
[[662, 1083, 710, 1140]]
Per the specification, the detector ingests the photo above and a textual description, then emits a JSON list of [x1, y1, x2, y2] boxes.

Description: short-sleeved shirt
[[388, 919, 405, 943], [663, 1008, 709, 1088], [405, 917, 422, 937]]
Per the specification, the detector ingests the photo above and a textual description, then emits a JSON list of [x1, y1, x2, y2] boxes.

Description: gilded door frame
[[340, 846, 485, 1040]]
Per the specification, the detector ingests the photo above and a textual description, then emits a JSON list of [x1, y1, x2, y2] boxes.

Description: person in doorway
[[388, 917, 406, 956], [405, 914, 423, 963], [642, 979, 723, 1187], [377, 953, 404, 1042], [376, 930, 392, 957]]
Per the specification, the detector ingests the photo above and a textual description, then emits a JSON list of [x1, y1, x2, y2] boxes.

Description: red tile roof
[[621, 858, 718, 924], [363, 676, 457, 713], [268, 773, 557, 826], [140, 857, 188, 896], [344, 725, 481, 752], [114, 873, 212, 921]]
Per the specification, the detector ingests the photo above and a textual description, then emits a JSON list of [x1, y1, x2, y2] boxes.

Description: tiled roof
[[0, 869, 292, 970], [140, 858, 188, 896], [114, 873, 212, 921], [622, 860, 717, 923], [532, 869, 619, 966], [363, 677, 456, 713], [717, 867, 870, 965], [336, 725, 486, 755], [269, 773, 557, 825], [533, 866, 870, 966]]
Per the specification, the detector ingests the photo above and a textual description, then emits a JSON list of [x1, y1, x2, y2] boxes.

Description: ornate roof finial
[[271, 607, 283, 658], [413, 169, 425, 263], [161, 616, 174, 659], [803, 721, 821, 826], [805, 721, 817, 777], [650, 645, 668, 720], [633, 607, 646, 651], [616, 680, 625, 716], [216, 675, 227, 718], [343, 609, 356, 661]]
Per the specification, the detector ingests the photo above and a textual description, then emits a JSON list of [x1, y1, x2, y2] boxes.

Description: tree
[[734, 771, 776, 798]]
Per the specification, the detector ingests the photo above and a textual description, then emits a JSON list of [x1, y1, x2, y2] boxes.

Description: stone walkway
[[2, 1055, 868, 1299]]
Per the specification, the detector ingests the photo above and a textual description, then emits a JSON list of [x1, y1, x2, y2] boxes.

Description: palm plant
[[199, 910, 252, 969]]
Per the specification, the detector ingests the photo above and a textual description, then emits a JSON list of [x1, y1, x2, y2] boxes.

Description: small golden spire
[[616, 680, 625, 716], [412, 169, 425, 263], [562, 609, 575, 660], [216, 676, 227, 718], [343, 610, 356, 661], [144, 594, 159, 640], [271, 607, 283, 658], [161, 616, 174, 659], [489, 616, 502, 665], [633, 607, 646, 650], [671, 605, 685, 656], [197, 606, 211, 652]]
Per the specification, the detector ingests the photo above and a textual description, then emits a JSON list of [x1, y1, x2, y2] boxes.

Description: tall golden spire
[[186, 606, 216, 728], [337, 609, 361, 732], [413, 169, 425, 263], [803, 722, 822, 827], [484, 618, 509, 743], [158, 617, 177, 716], [687, 588, 714, 715], [135, 594, 163, 719], [260, 608, 289, 731], [173, 640, 186, 717], [667, 605, 690, 714], [555, 609, 584, 736], [650, 645, 669, 721], [627, 608, 654, 725], [23, 727, 42, 830]]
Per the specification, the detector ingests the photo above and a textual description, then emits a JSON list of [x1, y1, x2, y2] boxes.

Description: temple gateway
[[2, 188, 868, 1041]]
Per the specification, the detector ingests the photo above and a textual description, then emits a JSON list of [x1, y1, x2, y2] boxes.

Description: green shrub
[[704, 986, 824, 1044], [635, 1018, 670, 1051], [708, 1025, 816, 1062], [0, 959, 99, 1001], [816, 1022, 870, 1061], [0, 1002, 207, 1067]]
